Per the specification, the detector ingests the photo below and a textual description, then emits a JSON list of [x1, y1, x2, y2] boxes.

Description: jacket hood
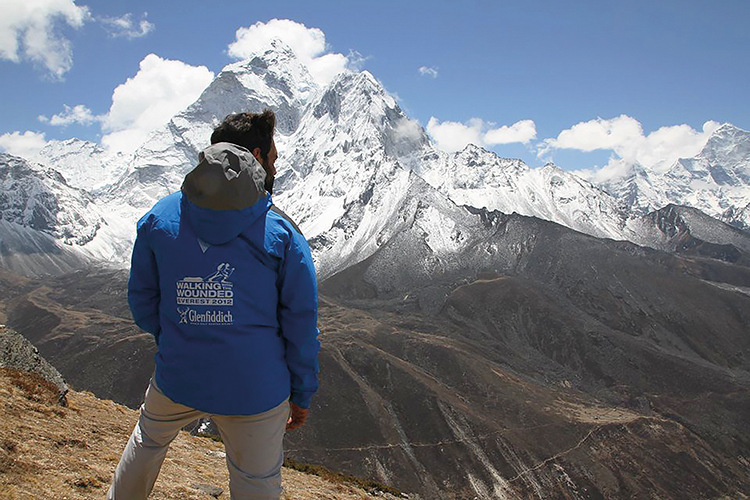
[[181, 142, 272, 245]]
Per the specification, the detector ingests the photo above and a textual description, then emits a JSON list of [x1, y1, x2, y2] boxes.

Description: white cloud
[[392, 117, 424, 142], [227, 19, 353, 85], [484, 119, 537, 145], [571, 159, 633, 185], [0, 131, 47, 158], [100, 54, 214, 152], [426, 117, 537, 153], [0, 0, 90, 79], [418, 66, 438, 78], [542, 115, 722, 181], [99, 12, 154, 39], [30, 53, 213, 153], [39, 104, 100, 126], [643, 121, 721, 170], [427, 117, 484, 153], [541, 115, 643, 154]]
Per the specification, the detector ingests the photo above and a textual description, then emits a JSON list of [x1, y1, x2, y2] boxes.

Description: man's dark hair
[[211, 110, 276, 161]]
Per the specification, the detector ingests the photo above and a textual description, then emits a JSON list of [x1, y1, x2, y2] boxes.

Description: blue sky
[[1, 0, 748, 177]]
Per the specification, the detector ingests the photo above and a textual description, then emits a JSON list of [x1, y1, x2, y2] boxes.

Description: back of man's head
[[211, 110, 275, 161]]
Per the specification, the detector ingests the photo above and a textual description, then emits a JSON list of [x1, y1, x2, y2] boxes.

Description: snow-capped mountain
[[95, 39, 323, 229], [602, 124, 750, 230], [89, 39, 636, 276], [417, 145, 632, 240], [93, 42, 436, 278], [33, 139, 130, 194], [0, 153, 129, 275], [272, 69, 432, 277], [8, 39, 749, 279], [0, 153, 102, 246]]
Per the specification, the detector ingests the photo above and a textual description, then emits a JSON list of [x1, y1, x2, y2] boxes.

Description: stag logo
[[177, 307, 190, 324]]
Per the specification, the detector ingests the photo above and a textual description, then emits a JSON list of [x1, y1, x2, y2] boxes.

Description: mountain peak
[[328, 70, 393, 107], [223, 38, 300, 73], [703, 122, 749, 149], [713, 122, 747, 135], [353, 70, 382, 90], [458, 143, 488, 155], [219, 38, 318, 106], [696, 122, 750, 185]]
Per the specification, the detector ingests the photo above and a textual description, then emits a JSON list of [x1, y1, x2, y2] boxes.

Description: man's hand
[[286, 402, 309, 431]]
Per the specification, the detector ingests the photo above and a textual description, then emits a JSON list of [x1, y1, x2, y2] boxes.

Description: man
[[108, 110, 320, 499]]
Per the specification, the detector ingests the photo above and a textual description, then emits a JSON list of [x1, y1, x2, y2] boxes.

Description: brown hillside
[[0, 368, 401, 500]]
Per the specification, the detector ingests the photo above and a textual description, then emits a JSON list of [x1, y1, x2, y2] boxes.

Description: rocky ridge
[[0, 325, 67, 401]]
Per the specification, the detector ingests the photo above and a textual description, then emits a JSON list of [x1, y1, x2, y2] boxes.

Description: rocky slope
[[315, 211, 750, 497], [628, 204, 750, 265], [0, 326, 67, 399]]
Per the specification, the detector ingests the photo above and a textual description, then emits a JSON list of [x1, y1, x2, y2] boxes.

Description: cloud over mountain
[[228, 19, 352, 86], [426, 116, 537, 152], [101, 54, 214, 152], [0, 130, 47, 158], [542, 115, 722, 182]]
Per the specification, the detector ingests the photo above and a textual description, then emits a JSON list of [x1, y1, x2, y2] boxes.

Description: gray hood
[[181, 142, 268, 210]]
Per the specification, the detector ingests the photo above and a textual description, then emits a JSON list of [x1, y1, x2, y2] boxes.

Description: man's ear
[[251, 147, 262, 163]]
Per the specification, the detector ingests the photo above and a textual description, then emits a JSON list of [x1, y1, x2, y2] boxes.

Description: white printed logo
[[177, 307, 190, 324], [176, 263, 235, 306], [175, 307, 233, 326]]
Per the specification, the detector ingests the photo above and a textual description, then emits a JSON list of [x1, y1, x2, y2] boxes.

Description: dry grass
[[0, 368, 397, 499], [553, 398, 642, 425]]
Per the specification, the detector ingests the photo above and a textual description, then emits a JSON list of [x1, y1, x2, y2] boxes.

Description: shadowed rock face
[[629, 204, 750, 265], [0, 326, 68, 401], [1, 212, 749, 498], [0, 219, 92, 278]]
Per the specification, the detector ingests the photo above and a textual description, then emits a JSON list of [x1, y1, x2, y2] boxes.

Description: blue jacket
[[127, 142, 320, 415]]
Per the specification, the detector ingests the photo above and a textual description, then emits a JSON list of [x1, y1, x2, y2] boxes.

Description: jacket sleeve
[[127, 215, 162, 340], [278, 230, 321, 409]]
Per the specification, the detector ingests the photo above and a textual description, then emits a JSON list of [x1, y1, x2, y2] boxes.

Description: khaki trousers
[[107, 378, 289, 500]]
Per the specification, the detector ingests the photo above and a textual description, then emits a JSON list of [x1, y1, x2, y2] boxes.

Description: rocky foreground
[[0, 365, 403, 500]]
